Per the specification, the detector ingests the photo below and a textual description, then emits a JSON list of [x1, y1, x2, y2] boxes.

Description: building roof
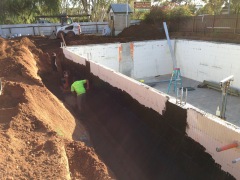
[[108, 4, 133, 14]]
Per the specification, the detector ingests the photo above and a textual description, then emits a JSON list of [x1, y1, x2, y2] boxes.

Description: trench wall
[[63, 40, 240, 179]]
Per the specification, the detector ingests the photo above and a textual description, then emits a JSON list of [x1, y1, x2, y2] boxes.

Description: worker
[[51, 52, 58, 72], [62, 15, 72, 26], [71, 79, 89, 113], [60, 71, 70, 93]]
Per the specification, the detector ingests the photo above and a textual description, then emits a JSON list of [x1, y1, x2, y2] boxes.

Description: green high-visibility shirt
[[71, 80, 87, 96]]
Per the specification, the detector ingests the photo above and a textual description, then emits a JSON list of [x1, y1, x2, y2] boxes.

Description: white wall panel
[[187, 108, 240, 179], [64, 44, 240, 179], [176, 40, 240, 89], [90, 61, 167, 115], [66, 40, 174, 79], [66, 44, 119, 71], [133, 40, 173, 78], [63, 48, 86, 65]]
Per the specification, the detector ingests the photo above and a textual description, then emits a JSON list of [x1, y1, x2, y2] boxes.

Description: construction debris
[[198, 80, 240, 96]]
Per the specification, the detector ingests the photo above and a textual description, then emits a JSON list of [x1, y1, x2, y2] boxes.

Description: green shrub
[[144, 3, 193, 24]]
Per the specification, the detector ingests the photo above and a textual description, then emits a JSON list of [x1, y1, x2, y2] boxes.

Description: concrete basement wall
[[66, 39, 240, 90], [186, 106, 240, 179], [64, 46, 168, 115], [176, 40, 240, 89], [64, 44, 119, 71], [64, 40, 173, 79], [63, 40, 240, 179]]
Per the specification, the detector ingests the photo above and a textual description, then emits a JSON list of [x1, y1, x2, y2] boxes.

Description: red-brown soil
[[0, 37, 113, 179], [0, 23, 238, 180]]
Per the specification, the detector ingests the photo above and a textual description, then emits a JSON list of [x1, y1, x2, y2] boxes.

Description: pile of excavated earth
[[0, 23, 239, 179]]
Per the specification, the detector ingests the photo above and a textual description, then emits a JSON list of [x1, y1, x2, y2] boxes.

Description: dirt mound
[[65, 34, 129, 46], [62, 23, 165, 46], [0, 37, 113, 179], [118, 23, 164, 39]]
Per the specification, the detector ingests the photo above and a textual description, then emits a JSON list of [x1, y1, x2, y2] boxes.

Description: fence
[[0, 20, 141, 38], [169, 14, 240, 34], [0, 22, 109, 38]]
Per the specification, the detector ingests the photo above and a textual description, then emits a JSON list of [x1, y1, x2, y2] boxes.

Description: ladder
[[167, 68, 182, 93]]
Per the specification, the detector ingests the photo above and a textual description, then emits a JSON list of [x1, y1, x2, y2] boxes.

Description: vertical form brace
[[219, 75, 234, 119], [163, 22, 177, 69]]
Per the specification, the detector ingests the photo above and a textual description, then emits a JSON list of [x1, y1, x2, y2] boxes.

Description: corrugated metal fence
[[0, 22, 109, 37], [0, 20, 141, 38]]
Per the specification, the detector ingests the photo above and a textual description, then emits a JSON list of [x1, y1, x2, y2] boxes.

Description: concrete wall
[[133, 40, 173, 78], [186, 107, 240, 179], [176, 40, 240, 89], [65, 40, 173, 79], [64, 44, 120, 71], [63, 40, 240, 179], [90, 61, 168, 115], [65, 39, 240, 89]]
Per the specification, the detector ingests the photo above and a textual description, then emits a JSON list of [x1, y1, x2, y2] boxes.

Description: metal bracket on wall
[[176, 87, 187, 106]]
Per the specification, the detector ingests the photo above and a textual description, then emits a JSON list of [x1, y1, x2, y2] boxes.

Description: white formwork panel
[[63, 48, 86, 65], [66, 44, 119, 72], [176, 40, 240, 89], [133, 40, 173, 78], [187, 108, 240, 179], [66, 42, 240, 179], [90, 61, 167, 115]]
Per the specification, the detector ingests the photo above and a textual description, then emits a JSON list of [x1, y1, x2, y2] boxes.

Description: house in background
[[108, 4, 133, 36]]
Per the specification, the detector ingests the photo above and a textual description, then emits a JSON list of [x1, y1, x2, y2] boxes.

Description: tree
[[144, 2, 193, 23], [1, 0, 61, 24], [171, 0, 193, 5], [170, 5, 193, 18], [0, 0, 9, 24], [1, 0, 134, 24], [200, 0, 224, 15], [89, 0, 113, 21], [59, 0, 115, 22], [196, 3, 215, 15], [231, 0, 240, 14]]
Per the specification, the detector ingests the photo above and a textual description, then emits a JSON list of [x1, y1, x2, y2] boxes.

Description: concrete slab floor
[[139, 74, 240, 127]]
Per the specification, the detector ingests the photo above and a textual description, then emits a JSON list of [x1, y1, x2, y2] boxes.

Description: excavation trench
[[41, 58, 235, 180]]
